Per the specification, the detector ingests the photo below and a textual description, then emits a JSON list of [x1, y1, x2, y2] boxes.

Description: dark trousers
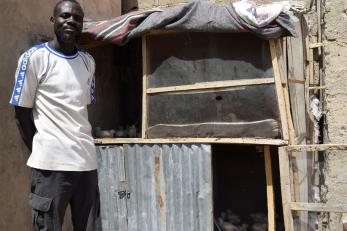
[[29, 169, 99, 231]]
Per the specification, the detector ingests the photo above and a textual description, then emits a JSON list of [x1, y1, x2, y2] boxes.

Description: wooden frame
[[137, 34, 290, 143], [279, 144, 347, 231], [142, 35, 148, 138], [269, 39, 292, 142], [146, 78, 275, 94], [264, 146, 276, 231], [95, 137, 288, 145]]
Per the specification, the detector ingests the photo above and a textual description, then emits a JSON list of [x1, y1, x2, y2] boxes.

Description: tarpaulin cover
[[82, 0, 297, 45]]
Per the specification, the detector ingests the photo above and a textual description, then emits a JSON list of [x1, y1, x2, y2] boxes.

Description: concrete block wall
[[322, 0, 347, 229]]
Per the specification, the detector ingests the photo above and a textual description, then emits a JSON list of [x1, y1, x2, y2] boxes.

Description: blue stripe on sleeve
[[10, 44, 44, 106], [91, 77, 96, 104]]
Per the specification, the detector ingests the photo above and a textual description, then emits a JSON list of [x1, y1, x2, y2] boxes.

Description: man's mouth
[[63, 27, 76, 33]]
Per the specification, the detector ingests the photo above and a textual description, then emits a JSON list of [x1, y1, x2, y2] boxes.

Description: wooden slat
[[142, 35, 148, 138], [269, 39, 290, 141], [146, 78, 275, 94], [288, 79, 305, 84], [308, 86, 326, 90], [289, 202, 347, 213], [276, 39, 295, 144], [309, 43, 324, 49], [264, 146, 276, 231], [94, 137, 288, 145], [279, 147, 294, 231], [287, 144, 347, 152]]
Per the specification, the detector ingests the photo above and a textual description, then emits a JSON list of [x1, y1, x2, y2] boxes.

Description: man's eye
[[60, 13, 71, 19], [74, 15, 83, 22]]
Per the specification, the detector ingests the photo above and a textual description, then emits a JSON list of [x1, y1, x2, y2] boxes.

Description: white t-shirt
[[10, 42, 97, 171]]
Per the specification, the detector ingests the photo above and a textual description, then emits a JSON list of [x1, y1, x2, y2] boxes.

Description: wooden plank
[[278, 147, 294, 231], [146, 78, 275, 94], [287, 144, 347, 152], [142, 35, 148, 138], [309, 43, 324, 48], [94, 137, 288, 145], [264, 146, 276, 231], [269, 39, 290, 141], [289, 202, 347, 213], [276, 39, 295, 144], [308, 86, 326, 90], [288, 79, 305, 84], [283, 80, 296, 144]]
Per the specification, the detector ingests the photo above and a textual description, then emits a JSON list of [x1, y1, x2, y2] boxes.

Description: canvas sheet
[[82, 0, 298, 45]]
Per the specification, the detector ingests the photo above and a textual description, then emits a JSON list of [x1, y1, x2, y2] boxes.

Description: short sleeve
[[10, 47, 40, 108]]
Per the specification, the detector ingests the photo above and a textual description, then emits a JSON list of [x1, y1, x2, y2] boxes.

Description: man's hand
[[14, 106, 36, 152]]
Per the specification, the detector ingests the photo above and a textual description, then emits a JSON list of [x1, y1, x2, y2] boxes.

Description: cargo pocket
[[29, 193, 53, 231]]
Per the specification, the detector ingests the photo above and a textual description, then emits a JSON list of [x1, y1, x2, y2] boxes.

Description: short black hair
[[53, 0, 83, 16]]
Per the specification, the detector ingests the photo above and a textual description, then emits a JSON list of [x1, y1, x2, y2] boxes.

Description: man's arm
[[14, 106, 36, 152]]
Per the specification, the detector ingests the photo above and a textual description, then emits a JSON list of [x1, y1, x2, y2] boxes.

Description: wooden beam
[[289, 202, 347, 213], [146, 78, 275, 94], [287, 144, 347, 152], [278, 147, 294, 231], [308, 86, 326, 90], [142, 35, 148, 138], [269, 40, 290, 141], [288, 79, 305, 84], [94, 138, 288, 145], [264, 146, 276, 231], [309, 43, 324, 49]]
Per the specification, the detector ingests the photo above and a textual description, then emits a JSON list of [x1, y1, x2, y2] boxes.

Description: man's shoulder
[[19, 43, 47, 62], [77, 49, 95, 71], [78, 48, 94, 61]]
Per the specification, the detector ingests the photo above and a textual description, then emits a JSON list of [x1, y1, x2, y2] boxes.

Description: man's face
[[52, 2, 84, 45]]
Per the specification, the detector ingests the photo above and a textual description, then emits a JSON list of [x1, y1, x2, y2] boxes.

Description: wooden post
[[279, 147, 294, 231], [269, 39, 290, 141], [142, 35, 148, 138], [264, 146, 276, 231]]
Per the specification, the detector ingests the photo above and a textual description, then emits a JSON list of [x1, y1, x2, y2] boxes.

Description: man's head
[[51, 0, 84, 45]]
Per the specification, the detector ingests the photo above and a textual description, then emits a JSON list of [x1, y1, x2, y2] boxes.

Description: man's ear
[[50, 16, 54, 23]]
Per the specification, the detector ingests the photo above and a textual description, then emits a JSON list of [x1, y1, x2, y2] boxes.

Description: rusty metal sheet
[[97, 144, 212, 231], [96, 146, 127, 231], [125, 144, 213, 231]]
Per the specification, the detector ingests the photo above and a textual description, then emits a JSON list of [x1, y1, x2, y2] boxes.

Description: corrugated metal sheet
[[96, 144, 212, 231], [96, 146, 127, 230]]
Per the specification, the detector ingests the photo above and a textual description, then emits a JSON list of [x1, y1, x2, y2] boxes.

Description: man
[[9, 1, 98, 230]]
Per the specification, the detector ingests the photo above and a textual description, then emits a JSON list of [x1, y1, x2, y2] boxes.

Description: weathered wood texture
[[96, 144, 213, 231], [269, 40, 290, 141], [278, 147, 294, 231], [264, 146, 276, 231], [146, 119, 280, 138], [94, 137, 288, 145], [286, 17, 307, 141]]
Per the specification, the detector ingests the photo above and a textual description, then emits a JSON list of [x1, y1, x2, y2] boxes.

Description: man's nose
[[66, 16, 78, 24]]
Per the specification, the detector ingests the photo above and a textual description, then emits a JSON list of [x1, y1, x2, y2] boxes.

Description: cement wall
[[322, 0, 347, 229], [0, 1, 120, 230]]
